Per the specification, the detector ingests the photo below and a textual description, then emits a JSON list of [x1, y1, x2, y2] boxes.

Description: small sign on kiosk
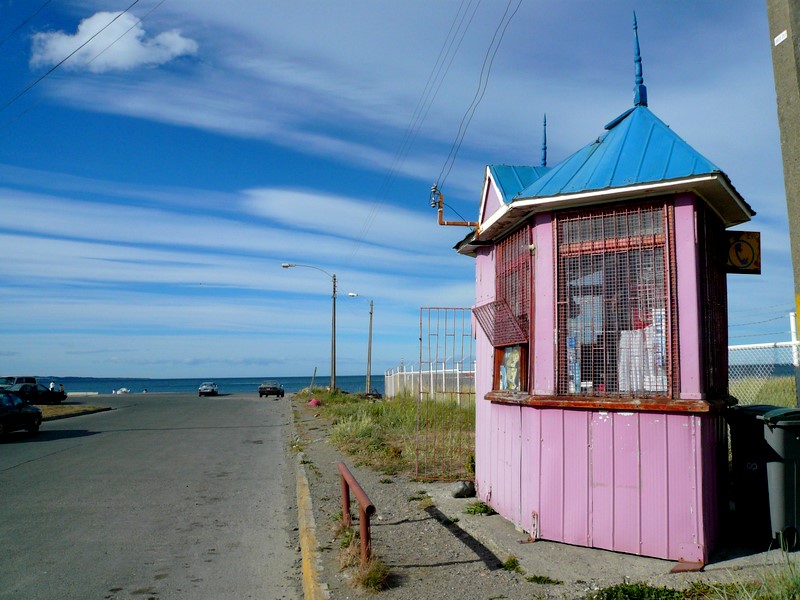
[[726, 231, 761, 274]]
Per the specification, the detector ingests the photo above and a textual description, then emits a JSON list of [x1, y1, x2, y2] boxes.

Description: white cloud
[[30, 11, 198, 73]]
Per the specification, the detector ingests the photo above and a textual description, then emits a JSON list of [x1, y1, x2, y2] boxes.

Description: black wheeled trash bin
[[759, 407, 800, 550], [725, 404, 778, 547]]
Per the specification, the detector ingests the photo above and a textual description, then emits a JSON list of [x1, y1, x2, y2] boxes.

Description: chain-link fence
[[728, 341, 799, 406]]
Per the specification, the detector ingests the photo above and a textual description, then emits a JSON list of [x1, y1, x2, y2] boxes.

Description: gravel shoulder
[[292, 398, 792, 600]]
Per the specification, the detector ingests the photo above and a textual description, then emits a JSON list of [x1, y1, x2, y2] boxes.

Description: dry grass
[[41, 405, 111, 420], [314, 391, 475, 480]]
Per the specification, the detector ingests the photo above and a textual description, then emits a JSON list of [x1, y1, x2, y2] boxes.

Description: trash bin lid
[[725, 404, 780, 421], [759, 407, 800, 426]]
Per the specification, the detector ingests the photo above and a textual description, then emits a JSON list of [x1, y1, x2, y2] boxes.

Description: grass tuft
[[526, 574, 563, 585], [583, 582, 685, 599], [353, 557, 391, 592], [501, 556, 523, 574], [464, 501, 496, 516]]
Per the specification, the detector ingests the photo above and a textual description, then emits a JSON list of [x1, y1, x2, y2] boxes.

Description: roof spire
[[541, 114, 547, 167], [633, 12, 648, 107]]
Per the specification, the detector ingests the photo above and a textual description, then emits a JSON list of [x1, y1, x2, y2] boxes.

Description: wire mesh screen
[[729, 342, 799, 406], [472, 299, 527, 347], [416, 307, 476, 481], [555, 203, 674, 397], [495, 227, 531, 342]]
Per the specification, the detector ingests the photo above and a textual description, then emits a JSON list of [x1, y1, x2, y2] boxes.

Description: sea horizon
[[33, 375, 384, 396]]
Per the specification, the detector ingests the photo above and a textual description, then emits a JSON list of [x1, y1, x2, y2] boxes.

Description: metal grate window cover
[[473, 299, 528, 347], [555, 202, 676, 398]]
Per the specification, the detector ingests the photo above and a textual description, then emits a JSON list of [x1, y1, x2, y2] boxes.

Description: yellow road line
[[296, 452, 329, 600]]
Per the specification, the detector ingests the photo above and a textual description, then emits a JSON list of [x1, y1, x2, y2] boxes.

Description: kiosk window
[[555, 204, 674, 398]]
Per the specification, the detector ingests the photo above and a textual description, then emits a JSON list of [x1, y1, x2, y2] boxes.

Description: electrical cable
[[0, 0, 168, 133], [729, 302, 794, 315], [0, 0, 143, 116], [82, 0, 169, 68], [435, 0, 523, 190], [342, 1, 480, 265], [0, 0, 54, 47], [730, 331, 788, 339], [730, 314, 791, 327]]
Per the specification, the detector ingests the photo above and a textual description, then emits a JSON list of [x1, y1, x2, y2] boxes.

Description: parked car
[[7, 383, 66, 405], [0, 391, 42, 437], [198, 382, 218, 397], [0, 376, 37, 387], [258, 381, 284, 398]]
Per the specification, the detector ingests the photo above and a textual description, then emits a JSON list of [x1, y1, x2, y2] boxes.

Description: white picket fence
[[384, 361, 475, 398]]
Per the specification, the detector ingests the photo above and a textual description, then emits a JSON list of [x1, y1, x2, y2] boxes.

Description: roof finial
[[541, 114, 547, 168], [633, 12, 648, 107]]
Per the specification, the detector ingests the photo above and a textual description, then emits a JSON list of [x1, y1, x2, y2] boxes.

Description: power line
[[435, 0, 523, 190], [0, 0, 54, 47], [729, 302, 794, 316], [730, 314, 790, 327], [0, 0, 169, 134], [82, 0, 169, 69], [730, 331, 788, 340], [343, 1, 481, 265], [0, 0, 143, 116]]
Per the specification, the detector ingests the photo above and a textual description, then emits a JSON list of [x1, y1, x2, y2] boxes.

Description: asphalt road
[[0, 392, 300, 600]]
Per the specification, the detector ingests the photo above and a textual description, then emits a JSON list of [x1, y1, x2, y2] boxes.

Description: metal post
[[367, 300, 373, 394], [331, 274, 337, 391], [281, 263, 336, 391], [348, 293, 374, 394], [792, 312, 800, 406]]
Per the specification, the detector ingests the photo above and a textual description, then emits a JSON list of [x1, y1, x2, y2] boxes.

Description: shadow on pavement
[[424, 505, 503, 570], [2, 429, 99, 443]]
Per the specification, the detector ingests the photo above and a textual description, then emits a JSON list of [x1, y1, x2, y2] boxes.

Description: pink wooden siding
[[476, 404, 723, 562], [674, 194, 704, 399], [532, 213, 555, 395]]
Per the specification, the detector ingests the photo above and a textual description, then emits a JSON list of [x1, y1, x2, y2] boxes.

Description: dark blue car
[[0, 391, 42, 437]]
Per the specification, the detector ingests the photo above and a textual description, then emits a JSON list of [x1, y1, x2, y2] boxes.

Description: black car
[[0, 391, 42, 437], [7, 383, 67, 405], [0, 376, 37, 386], [258, 381, 284, 398]]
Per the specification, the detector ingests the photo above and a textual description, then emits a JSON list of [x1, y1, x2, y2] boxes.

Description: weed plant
[[501, 556, 523, 573], [527, 574, 563, 585], [583, 582, 685, 599], [464, 501, 496, 516], [353, 557, 391, 592]]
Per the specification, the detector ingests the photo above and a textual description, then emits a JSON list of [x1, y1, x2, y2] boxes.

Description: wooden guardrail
[[338, 461, 376, 565]]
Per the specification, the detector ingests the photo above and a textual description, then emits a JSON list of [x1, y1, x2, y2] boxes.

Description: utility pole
[[766, 0, 800, 404]]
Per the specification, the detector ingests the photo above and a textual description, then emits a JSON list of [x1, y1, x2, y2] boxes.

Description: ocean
[[43, 375, 384, 396]]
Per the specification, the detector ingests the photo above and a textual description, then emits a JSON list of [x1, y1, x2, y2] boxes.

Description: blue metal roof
[[515, 105, 722, 200], [489, 164, 550, 204]]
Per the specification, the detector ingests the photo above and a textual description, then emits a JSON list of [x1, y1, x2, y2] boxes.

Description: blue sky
[[0, 1, 793, 379]]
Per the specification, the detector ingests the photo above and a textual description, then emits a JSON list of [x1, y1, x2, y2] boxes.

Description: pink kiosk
[[451, 19, 754, 566]]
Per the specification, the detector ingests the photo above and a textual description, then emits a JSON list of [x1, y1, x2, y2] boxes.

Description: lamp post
[[348, 293, 373, 394], [282, 263, 337, 390]]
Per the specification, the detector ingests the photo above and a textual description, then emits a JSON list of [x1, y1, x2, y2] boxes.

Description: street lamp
[[348, 292, 373, 395], [282, 262, 337, 390]]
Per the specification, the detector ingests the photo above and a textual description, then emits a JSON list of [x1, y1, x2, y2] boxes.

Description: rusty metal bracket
[[338, 461, 376, 565]]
